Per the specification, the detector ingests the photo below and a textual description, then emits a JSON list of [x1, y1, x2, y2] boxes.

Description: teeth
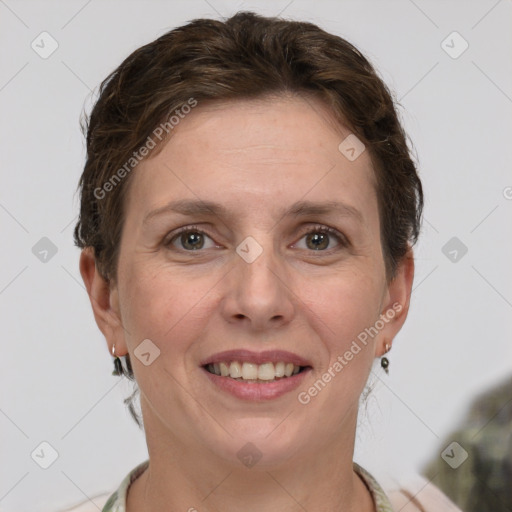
[[258, 362, 275, 380], [242, 362, 258, 380], [207, 361, 303, 381], [229, 361, 242, 378], [219, 362, 229, 377]]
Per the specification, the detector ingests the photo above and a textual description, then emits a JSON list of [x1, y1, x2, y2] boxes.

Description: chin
[[208, 418, 305, 469]]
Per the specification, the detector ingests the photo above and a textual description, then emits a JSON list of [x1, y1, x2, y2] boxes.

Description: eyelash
[[164, 224, 348, 252]]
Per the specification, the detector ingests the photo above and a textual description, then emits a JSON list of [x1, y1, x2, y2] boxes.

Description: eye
[[164, 224, 348, 253], [164, 226, 217, 251], [295, 225, 347, 251]]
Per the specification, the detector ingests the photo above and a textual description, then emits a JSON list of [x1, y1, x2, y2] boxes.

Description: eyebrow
[[143, 199, 364, 225]]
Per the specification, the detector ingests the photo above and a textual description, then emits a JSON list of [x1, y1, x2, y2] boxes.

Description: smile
[[204, 361, 305, 383], [200, 349, 312, 400]]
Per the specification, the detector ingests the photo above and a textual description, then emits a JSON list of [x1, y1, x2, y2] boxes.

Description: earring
[[112, 343, 124, 376], [381, 342, 391, 375]]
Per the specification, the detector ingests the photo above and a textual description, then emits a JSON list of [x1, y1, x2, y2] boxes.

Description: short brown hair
[[74, 11, 423, 425]]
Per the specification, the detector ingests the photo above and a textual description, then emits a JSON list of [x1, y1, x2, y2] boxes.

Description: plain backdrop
[[1, 1, 511, 511]]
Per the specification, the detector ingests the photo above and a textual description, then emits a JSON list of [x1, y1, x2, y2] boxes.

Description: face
[[82, 94, 413, 469]]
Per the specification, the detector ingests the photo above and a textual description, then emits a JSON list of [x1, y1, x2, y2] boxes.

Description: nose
[[220, 238, 295, 332]]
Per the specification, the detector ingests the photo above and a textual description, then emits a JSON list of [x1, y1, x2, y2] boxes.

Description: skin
[[80, 93, 414, 512]]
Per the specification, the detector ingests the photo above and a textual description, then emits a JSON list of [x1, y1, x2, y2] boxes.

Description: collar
[[102, 459, 394, 511]]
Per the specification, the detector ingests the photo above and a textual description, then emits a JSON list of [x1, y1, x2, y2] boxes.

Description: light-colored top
[[63, 459, 463, 512]]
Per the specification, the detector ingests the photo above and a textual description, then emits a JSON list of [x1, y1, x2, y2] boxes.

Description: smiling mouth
[[204, 361, 308, 383]]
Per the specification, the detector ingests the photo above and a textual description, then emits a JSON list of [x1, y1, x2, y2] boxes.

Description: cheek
[[302, 269, 382, 363], [296, 274, 380, 426], [119, 262, 215, 352]]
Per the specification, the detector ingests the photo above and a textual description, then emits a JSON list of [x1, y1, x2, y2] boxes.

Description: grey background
[[1, 0, 511, 510]]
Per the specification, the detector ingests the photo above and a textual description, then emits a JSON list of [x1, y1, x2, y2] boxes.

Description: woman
[[72, 11, 461, 512]]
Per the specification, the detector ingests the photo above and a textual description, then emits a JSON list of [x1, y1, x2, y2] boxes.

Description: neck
[[127, 400, 375, 512]]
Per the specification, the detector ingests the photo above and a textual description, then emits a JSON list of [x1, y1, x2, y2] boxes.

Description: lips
[[200, 349, 313, 400]]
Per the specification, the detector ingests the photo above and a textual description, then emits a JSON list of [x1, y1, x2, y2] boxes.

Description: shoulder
[[385, 476, 464, 512], [60, 459, 149, 512], [355, 462, 462, 512], [60, 493, 112, 512]]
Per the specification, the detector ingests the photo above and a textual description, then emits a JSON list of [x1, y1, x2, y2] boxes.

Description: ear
[[79, 247, 128, 356], [375, 246, 415, 357]]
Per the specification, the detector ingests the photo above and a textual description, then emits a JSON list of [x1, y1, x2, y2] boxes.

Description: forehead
[[158, 94, 363, 164], [125, 95, 377, 222]]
